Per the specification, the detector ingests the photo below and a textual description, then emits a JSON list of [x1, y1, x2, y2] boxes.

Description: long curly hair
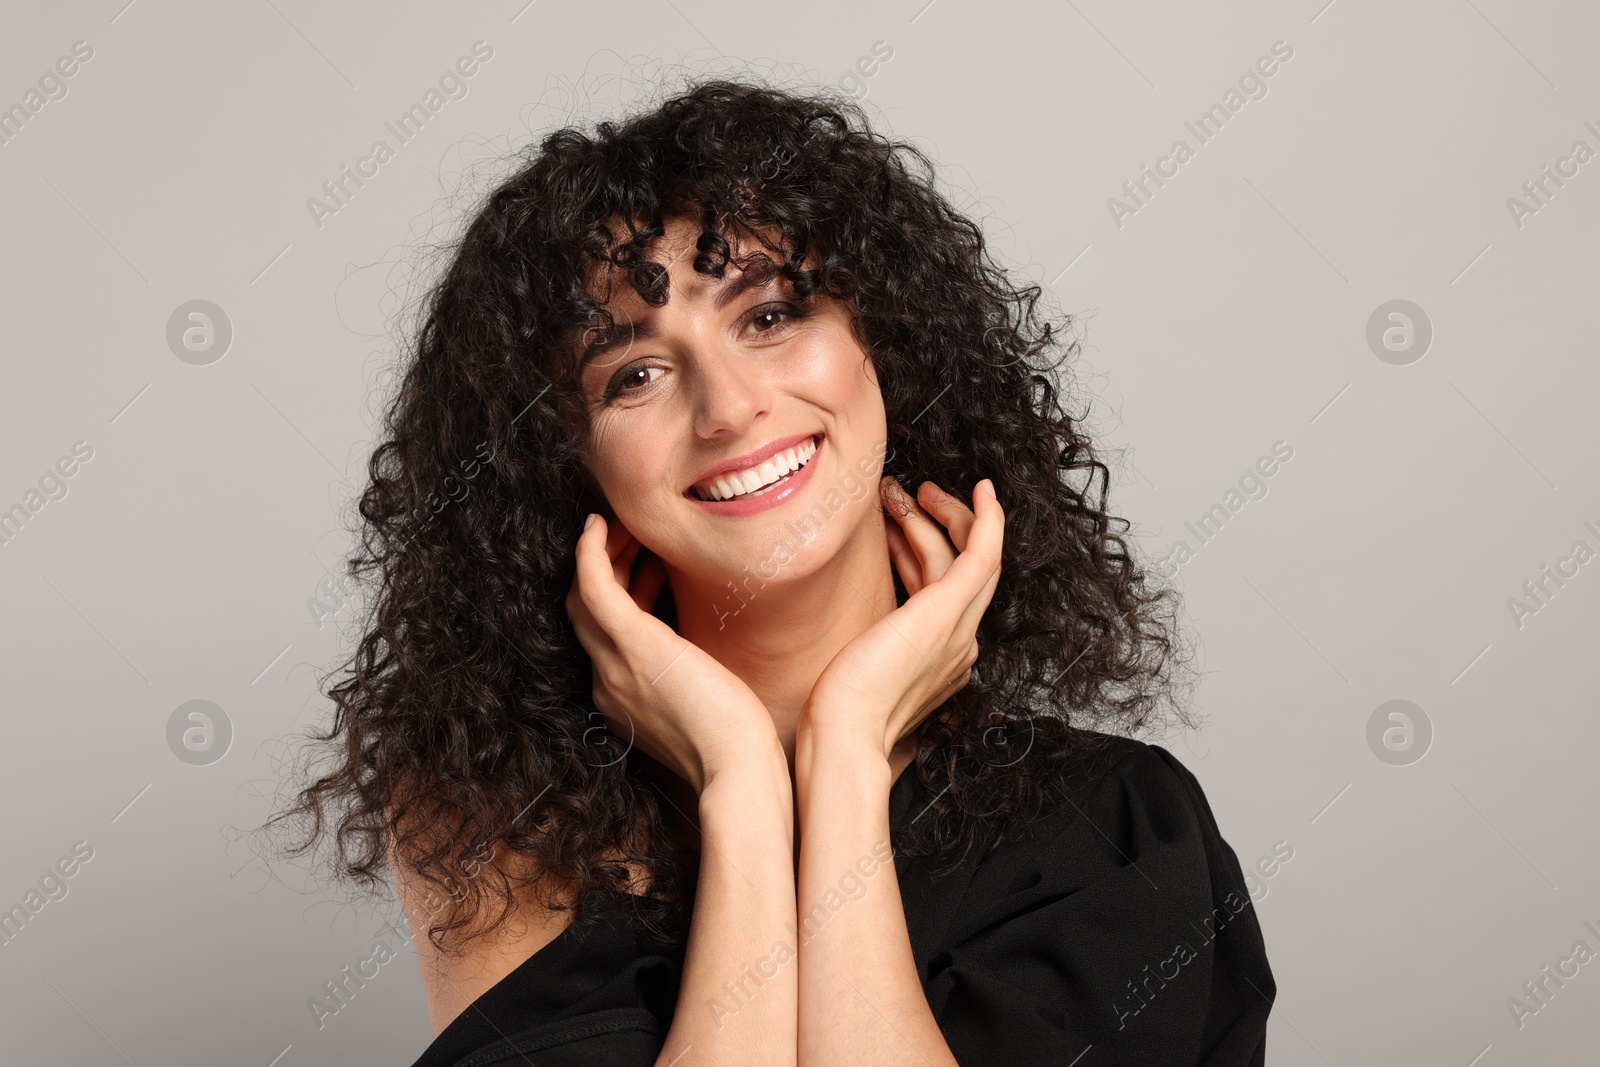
[[266, 76, 1197, 953]]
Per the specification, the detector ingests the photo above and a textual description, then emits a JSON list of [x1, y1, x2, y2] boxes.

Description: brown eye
[[603, 364, 665, 400], [746, 302, 802, 335]]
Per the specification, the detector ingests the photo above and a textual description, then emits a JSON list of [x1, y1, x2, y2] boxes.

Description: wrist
[[699, 772, 795, 857], [796, 700, 893, 764], [794, 716, 893, 805], [699, 739, 794, 818], [693, 707, 786, 791]]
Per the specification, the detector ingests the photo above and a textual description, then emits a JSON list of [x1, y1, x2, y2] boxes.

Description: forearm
[[794, 725, 959, 1067], [657, 749, 798, 1067]]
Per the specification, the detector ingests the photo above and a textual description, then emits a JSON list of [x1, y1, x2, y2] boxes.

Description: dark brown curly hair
[[266, 75, 1197, 954]]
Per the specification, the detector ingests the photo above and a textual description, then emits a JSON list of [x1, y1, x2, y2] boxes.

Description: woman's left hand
[[799, 476, 1005, 759]]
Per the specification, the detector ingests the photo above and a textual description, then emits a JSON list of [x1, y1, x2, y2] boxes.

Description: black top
[[409, 734, 1276, 1066]]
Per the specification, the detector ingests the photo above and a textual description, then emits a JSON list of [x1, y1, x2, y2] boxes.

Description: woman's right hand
[[565, 512, 780, 795]]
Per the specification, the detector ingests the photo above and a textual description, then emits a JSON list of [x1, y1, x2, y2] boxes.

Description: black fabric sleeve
[[919, 742, 1276, 1066], [407, 893, 684, 1067]]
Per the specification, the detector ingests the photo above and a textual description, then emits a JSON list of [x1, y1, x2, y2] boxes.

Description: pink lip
[[687, 434, 824, 517], [686, 431, 822, 492]]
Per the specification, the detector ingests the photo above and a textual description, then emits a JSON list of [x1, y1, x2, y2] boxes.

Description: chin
[[758, 503, 873, 577]]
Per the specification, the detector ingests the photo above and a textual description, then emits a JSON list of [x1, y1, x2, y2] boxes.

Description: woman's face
[[575, 215, 889, 596]]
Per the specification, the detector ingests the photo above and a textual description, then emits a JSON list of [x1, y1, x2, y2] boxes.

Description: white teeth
[[694, 437, 819, 501]]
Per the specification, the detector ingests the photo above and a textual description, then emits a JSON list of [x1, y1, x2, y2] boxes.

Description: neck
[[668, 509, 898, 765]]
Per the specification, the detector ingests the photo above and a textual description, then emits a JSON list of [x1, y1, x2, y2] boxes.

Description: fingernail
[[583, 513, 596, 531], [978, 479, 995, 498]]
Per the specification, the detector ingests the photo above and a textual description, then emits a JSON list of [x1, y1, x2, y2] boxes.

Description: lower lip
[[687, 435, 824, 517]]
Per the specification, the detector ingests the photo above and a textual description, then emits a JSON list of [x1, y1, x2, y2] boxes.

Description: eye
[[602, 363, 666, 401], [743, 301, 805, 337]]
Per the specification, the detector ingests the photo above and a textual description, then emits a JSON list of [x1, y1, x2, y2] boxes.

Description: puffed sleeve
[[913, 742, 1276, 1066]]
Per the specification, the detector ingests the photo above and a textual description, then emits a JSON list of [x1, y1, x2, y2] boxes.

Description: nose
[[689, 334, 772, 443]]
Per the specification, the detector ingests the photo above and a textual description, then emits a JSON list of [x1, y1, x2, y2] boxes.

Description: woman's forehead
[[582, 224, 797, 314]]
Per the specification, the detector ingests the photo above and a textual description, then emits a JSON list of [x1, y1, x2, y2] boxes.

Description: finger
[[882, 478, 958, 584], [565, 578, 613, 660], [908, 479, 1004, 633], [603, 512, 630, 557], [567, 535, 612, 655], [917, 481, 977, 553], [589, 513, 647, 600], [885, 520, 923, 596], [941, 479, 1006, 606], [952, 558, 1002, 646], [604, 513, 639, 563], [573, 514, 637, 631]]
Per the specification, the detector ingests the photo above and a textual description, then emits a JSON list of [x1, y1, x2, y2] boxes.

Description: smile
[[689, 434, 821, 501], [686, 433, 824, 515]]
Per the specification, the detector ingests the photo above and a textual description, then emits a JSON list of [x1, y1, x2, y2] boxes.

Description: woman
[[271, 78, 1276, 1065]]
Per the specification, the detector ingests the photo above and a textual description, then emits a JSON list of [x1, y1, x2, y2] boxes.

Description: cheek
[[787, 324, 881, 416], [587, 420, 670, 508]]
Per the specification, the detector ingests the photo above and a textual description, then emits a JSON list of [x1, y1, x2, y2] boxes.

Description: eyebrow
[[578, 266, 783, 370]]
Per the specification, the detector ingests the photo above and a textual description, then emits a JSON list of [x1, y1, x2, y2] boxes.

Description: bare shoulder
[[384, 815, 576, 1037]]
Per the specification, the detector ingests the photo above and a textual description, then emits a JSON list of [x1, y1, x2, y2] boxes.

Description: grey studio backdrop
[[0, 0, 1595, 1063]]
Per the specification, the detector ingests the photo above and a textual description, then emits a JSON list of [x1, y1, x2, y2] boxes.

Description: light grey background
[[2, 0, 1596, 1063]]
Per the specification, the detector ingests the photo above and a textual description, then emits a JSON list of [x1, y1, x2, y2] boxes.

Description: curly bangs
[[265, 77, 1196, 951]]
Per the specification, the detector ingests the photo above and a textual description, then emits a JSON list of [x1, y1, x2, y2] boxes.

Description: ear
[[575, 463, 615, 523]]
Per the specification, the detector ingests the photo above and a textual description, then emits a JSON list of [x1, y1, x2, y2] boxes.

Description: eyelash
[[599, 301, 807, 402]]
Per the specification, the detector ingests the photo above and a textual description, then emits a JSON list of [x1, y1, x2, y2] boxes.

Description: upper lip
[[686, 431, 821, 495]]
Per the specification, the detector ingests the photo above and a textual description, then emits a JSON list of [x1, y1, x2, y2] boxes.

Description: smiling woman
[[264, 77, 1275, 1066]]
